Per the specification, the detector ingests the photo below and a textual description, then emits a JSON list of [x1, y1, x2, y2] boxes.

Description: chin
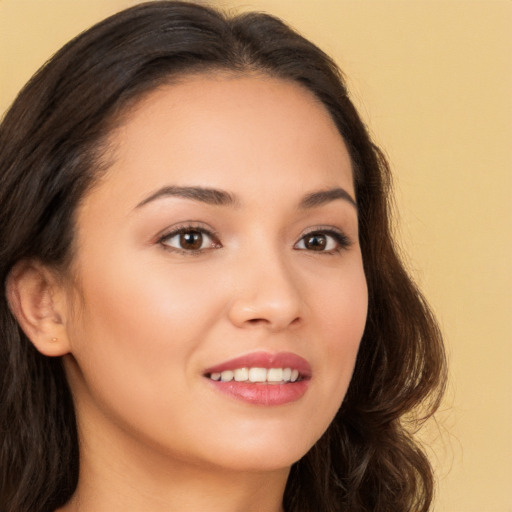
[[190, 426, 322, 474]]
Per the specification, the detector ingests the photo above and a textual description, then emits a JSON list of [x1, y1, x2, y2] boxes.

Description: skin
[[46, 74, 368, 511]]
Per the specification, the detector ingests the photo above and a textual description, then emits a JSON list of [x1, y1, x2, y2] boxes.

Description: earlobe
[[6, 260, 71, 357]]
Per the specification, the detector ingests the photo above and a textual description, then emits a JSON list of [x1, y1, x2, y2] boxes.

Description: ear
[[6, 260, 71, 357]]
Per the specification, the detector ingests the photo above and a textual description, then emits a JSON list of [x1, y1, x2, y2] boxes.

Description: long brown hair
[[0, 2, 446, 511]]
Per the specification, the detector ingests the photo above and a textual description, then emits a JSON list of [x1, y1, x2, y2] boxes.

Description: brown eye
[[179, 231, 203, 250], [160, 228, 218, 252], [295, 230, 350, 253], [303, 234, 327, 251]]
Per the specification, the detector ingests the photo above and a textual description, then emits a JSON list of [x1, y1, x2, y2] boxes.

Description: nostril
[[247, 318, 267, 325], [245, 316, 301, 328]]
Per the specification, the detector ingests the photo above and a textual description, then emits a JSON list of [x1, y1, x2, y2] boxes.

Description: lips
[[204, 352, 311, 406]]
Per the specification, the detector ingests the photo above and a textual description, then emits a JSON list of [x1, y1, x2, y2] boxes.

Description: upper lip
[[203, 351, 312, 378]]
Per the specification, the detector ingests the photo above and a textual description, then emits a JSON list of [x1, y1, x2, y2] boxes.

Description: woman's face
[[62, 74, 368, 473]]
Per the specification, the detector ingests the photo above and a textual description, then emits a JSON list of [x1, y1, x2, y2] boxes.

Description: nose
[[227, 249, 303, 332]]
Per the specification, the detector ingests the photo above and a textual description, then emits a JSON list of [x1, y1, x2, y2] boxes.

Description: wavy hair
[[0, 2, 446, 511]]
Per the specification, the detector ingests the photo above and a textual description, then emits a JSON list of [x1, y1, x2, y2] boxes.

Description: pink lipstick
[[204, 352, 311, 406]]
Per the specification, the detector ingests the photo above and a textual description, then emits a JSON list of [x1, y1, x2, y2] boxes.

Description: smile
[[208, 367, 301, 383], [204, 352, 311, 406]]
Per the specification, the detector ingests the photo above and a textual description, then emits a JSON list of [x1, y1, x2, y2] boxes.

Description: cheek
[[317, 256, 368, 341], [65, 252, 223, 401], [312, 261, 367, 402], [64, 254, 231, 448], [73, 250, 219, 344]]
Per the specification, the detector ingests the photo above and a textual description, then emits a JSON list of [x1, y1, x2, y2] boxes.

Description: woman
[[0, 2, 446, 511]]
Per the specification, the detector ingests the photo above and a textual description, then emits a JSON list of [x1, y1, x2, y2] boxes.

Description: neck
[[62, 462, 288, 512]]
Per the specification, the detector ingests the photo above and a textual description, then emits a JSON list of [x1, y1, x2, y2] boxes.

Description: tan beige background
[[1, 1, 510, 510]]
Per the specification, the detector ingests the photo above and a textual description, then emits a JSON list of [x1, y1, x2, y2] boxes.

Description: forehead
[[91, 74, 354, 208]]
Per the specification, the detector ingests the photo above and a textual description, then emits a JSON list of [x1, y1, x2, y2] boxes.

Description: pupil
[[306, 234, 326, 250], [180, 231, 202, 250]]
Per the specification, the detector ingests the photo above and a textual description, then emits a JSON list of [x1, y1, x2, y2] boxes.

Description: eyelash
[[157, 224, 351, 255], [158, 224, 221, 255], [295, 228, 352, 254]]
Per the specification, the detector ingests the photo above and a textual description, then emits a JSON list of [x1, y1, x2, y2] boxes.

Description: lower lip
[[207, 379, 309, 406]]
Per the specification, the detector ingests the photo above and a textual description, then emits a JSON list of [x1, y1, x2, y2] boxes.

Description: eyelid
[[295, 226, 352, 253], [156, 222, 221, 254]]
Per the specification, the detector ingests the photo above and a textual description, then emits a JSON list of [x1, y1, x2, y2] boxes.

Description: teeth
[[267, 368, 283, 382], [209, 367, 301, 384], [248, 367, 267, 382], [233, 368, 249, 381], [220, 370, 234, 382]]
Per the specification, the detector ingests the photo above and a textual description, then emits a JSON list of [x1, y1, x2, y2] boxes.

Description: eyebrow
[[136, 186, 238, 208], [299, 188, 357, 210], [135, 185, 356, 210]]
